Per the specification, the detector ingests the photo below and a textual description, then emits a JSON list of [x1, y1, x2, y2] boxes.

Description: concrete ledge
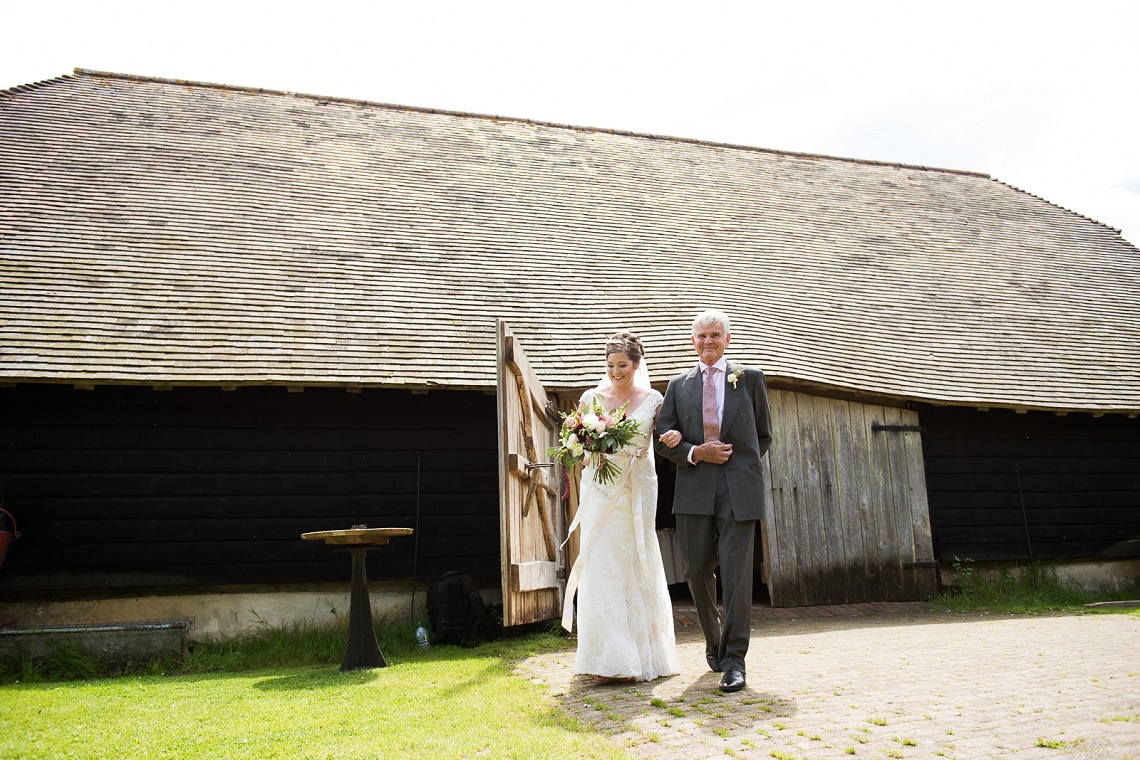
[[940, 557, 1140, 593], [0, 582, 502, 641], [0, 619, 191, 668], [1084, 600, 1140, 609]]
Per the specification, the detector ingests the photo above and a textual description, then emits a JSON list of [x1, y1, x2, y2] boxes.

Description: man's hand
[[692, 441, 733, 464]]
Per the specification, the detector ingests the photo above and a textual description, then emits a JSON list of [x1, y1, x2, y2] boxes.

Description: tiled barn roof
[[1, 69, 1138, 414]]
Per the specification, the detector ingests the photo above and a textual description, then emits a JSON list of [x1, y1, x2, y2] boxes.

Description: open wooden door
[[497, 320, 565, 626]]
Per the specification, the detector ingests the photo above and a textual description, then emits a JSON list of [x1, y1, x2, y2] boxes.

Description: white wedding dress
[[567, 388, 679, 681]]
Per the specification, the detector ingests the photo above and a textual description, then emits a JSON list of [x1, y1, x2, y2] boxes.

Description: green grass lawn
[[1, 627, 628, 760]]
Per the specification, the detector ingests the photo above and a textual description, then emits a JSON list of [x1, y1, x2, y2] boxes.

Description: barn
[[1, 69, 1137, 636]]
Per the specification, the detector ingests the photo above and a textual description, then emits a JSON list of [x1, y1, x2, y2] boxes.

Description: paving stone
[[518, 605, 1140, 759]]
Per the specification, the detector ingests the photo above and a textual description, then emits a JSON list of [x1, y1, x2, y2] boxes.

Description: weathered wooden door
[[496, 320, 565, 626], [762, 389, 939, 606]]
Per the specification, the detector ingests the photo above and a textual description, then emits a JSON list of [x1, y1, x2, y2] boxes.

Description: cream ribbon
[[560, 445, 652, 632]]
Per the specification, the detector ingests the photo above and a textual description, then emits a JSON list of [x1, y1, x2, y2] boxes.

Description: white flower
[[728, 368, 744, 388], [581, 413, 604, 433]]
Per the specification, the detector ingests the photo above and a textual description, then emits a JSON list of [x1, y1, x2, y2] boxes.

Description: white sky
[[5, 0, 1139, 245]]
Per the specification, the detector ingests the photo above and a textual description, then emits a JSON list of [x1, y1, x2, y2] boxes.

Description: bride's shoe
[[591, 674, 635, 684]]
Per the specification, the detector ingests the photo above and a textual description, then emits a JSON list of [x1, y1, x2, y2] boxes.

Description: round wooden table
[[301, 527, 414, 671]]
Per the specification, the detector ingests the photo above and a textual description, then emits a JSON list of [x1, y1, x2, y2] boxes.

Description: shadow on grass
[[252, 667, 380, 690]]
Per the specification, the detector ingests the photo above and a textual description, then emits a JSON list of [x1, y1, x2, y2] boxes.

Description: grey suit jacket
[[654, 363, 773, 519]]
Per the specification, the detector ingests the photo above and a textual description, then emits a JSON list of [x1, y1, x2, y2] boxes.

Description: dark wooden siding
[[919, 406, 1140, 562], [0, 384, 500, 591]]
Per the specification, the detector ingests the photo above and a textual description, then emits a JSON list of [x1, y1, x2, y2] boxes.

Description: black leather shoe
[[719, 669, 746, 692], [706, 654, 722, 673]]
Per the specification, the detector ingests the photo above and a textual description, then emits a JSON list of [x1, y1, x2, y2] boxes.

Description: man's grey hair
[[691, 309, 731, 336]]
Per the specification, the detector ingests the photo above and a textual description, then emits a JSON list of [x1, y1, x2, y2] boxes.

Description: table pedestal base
[[341, 547, 387, 671]]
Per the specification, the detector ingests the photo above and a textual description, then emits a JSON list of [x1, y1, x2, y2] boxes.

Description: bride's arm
[[649, 392, 681, 447]]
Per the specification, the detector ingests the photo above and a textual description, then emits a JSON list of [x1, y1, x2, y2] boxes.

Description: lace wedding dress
[[565, 388, 679, 681]]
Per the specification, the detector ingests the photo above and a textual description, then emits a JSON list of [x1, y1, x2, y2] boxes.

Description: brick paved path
[[518, 604, 1140, 759]]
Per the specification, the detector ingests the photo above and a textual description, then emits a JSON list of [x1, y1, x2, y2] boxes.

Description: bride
[[562, 331, 679, 683]]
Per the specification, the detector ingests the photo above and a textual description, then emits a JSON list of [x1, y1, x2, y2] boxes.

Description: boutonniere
[[727, 367, 744, 388]]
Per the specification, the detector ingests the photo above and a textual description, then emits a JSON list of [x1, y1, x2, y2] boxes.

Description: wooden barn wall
[[919, 406, 1140, 563], [0, 384, 500, 592]]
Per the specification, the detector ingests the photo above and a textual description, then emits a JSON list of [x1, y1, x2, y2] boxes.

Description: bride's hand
[[659, 429, 681, 448]]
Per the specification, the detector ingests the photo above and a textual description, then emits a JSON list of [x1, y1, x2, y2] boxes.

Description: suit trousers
[[675, 467, 755, 673]]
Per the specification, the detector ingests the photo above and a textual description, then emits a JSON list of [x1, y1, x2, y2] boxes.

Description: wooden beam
[[503, 335, 552, 430], [506, 453, 556, 494], [510, 560, 559, 592]]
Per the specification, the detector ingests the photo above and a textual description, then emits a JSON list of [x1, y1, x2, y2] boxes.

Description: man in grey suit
[[655, 309, 773, 692]]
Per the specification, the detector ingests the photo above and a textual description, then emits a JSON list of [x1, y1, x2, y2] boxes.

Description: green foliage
[[21, 643, 107, 681], [1, 617, 572, 685], [937, 558, 1140, 615], [180, 620, 351, 674]]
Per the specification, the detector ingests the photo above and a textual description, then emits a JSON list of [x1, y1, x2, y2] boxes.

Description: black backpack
[[426, 571, 503, 646]]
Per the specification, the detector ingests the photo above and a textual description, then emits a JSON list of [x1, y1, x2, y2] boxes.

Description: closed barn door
[[763, 389, 938, 606]]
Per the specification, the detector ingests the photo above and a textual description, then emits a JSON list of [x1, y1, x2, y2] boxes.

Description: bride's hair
[[605, 331, 644, 362]]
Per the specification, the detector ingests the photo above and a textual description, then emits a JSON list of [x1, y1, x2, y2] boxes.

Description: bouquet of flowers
[[548, 394, 642, 485]]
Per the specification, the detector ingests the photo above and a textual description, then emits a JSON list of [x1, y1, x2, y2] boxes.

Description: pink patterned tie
[[703, 367, 720, 442]]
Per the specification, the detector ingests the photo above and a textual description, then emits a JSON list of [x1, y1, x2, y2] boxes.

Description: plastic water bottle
[[415, 621, 430, 648]]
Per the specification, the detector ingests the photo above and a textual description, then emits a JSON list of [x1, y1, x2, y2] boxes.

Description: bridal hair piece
[[596, 331, 652, 394]]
